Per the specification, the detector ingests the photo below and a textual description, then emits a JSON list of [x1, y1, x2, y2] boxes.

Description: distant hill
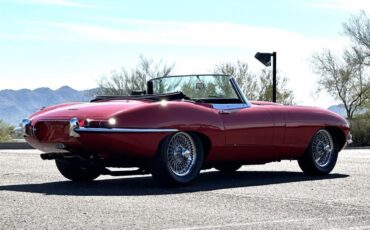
[[327, 104, 369, 118], [0, 86, 97, 125], [327, 104, 347, 117]]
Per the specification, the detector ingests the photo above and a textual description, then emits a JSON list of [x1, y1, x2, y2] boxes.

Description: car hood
[[30, 100, 149, 121]]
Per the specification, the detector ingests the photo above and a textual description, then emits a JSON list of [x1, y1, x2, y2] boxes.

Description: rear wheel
[[151, 132, 204, 186], [215, 162, 242, 173], [55, 159, 101, 182], [298, 129, 338, 175]]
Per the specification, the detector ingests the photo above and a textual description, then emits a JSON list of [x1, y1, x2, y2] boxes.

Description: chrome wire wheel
[[167, 132, 197, 177], [151, 132, 204, 186], [312, 129, 334, 168]]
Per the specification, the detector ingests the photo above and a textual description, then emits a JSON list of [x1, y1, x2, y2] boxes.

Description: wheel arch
[[303, 126, 346, 157], [188, 131, 212, 158], [324, 126, 346, 151]]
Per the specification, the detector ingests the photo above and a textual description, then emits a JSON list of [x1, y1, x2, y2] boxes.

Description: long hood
[[251, 101, 348, 126], [30, 100, 149, 121]]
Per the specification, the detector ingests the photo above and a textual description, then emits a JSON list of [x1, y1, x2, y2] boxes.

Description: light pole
[[254, 52, 277, 103]]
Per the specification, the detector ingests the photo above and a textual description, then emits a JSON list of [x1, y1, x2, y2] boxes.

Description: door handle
[[219, 110, 232, 114]]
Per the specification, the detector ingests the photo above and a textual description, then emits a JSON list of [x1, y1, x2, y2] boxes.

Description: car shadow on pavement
[[0, 170, 349, 196]]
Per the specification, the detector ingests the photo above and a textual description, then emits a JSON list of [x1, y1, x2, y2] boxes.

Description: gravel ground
[[0, 149, 369, 230]]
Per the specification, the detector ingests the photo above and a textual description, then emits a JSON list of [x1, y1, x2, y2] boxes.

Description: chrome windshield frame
[[229, 76, 251, 107]]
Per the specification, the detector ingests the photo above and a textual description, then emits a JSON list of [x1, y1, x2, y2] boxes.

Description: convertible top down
[[22, 74, 351, 185]]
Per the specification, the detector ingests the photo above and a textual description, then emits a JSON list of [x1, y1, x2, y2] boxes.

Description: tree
[[97, 56, 175, 96], [343, 11, 370, 66], [0, 120, 14, 142], [256, 69, 294, 104], [214, 61, 258, 100], [342, 11, 370, 109], [312, 49, 370, 119], [214, 61, 294, 104]]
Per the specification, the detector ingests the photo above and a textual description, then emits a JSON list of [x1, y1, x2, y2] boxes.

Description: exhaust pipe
[[40, 152, 64, 160]]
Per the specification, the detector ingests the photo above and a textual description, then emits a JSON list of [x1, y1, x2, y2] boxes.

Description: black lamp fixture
[[254, 52, 277, 103]]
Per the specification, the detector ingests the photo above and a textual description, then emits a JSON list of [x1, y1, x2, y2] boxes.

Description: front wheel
[[298, 129, 339, 175], [151, 132, 204, 186], [55, 159, 101, 182]]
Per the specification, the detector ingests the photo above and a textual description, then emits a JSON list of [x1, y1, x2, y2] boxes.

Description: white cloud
[[44, 19, 349, 107], [38, 19, 346, 50], [7, 19, 348, 108]]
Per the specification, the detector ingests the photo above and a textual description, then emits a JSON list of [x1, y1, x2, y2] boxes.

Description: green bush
[[349, 113, 370, 146], [0, 120, 14, 142]]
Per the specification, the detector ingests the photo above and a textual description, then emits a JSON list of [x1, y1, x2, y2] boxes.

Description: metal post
[[254, 51, 277, 103], [272, 52, 277, 103]]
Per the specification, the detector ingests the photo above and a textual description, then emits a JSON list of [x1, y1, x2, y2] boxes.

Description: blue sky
[[0, 0, 369, 107]]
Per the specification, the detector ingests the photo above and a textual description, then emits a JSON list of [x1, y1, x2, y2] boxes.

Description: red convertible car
[[22, 74, 351, 186]]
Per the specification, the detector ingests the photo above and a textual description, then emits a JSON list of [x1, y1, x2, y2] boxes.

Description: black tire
[[214, 162, 242, 173], [298, 129, 339, 175], [151, 132, 204, 186], [55, 159, 101, 182]]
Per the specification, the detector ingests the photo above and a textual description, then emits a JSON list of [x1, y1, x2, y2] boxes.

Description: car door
[[219, 105, 279, 161]]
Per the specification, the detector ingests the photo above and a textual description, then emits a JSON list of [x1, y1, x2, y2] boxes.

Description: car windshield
[[150, 75, 239, 100]]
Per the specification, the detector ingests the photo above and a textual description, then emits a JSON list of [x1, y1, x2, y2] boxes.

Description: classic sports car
[[22, 74, 351, 186]]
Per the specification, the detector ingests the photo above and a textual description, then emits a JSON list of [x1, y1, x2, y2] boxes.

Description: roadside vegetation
[[0, 120, 14, 142], [97, 55, 175, 96], [97, 58, 295, 105], [312, 11, 370, 146], [213, 61, 294, 104]]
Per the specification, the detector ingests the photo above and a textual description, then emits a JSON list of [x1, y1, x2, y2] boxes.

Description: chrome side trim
[[212, 103, 249, 110], [74, 127, 179, 133]]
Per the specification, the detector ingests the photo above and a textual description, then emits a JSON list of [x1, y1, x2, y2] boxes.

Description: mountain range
[[0, 86, 96, 125], [0, 86, 346, 126]]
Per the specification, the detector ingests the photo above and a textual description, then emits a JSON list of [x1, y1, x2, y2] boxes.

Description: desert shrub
[[349, 113, 370, 146], [0, 120, 14, 142]]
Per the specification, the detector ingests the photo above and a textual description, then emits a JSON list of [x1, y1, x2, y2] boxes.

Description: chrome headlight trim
[[20, 119, 31, 137], [69, 117, 80, 137]]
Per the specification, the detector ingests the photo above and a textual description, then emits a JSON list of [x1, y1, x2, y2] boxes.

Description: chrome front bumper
[[347, 133, 353, 144], [14, 119, 33, 137]]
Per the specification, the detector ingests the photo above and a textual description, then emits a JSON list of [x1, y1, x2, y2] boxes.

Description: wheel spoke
[[312, 130, 334, 168], [167, 132, 197, 177]]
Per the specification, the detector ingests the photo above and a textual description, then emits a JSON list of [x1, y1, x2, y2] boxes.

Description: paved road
[[0, 149, 370, 230]]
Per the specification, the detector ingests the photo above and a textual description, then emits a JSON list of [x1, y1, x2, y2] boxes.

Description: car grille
[[34, 120, 72, 143]]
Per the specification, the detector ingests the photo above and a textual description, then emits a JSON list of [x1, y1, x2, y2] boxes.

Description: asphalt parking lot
[[0, 149, 369, 230]]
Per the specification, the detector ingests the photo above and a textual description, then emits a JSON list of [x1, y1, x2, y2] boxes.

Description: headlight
[[108, 118, 116, 126], [160, 99, 168, 106]]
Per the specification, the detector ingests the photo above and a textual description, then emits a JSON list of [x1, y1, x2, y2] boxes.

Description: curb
[[0, 142, 33, 149], [345, 146, 370, 150]]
